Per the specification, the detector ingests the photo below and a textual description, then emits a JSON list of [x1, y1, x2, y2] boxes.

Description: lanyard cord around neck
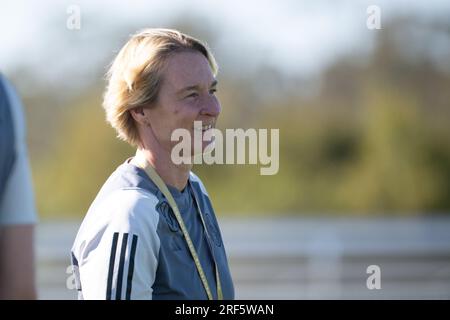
[[132, 155, 223, 300]]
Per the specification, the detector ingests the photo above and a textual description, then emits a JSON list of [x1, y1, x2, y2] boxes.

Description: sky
[[1, 0, 449, 81]]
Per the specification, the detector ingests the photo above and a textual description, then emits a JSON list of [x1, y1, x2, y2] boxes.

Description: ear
[[130, 107, 150, 127]]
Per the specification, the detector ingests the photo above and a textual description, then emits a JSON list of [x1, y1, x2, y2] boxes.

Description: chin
[[189, 138, 215, 164]]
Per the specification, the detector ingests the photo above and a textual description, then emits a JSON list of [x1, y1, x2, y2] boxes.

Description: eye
[[209, 88, 217, 94], [186, 92, 199, 99]]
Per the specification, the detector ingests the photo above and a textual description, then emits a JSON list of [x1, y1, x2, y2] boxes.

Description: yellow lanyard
[[132, 155, 223, 300]]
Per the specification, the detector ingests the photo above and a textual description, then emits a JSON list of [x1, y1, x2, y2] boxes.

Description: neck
[[135, 148, 192, 191]]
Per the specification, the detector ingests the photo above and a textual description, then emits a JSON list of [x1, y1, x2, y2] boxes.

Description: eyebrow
[[177, 80, 218, 95]]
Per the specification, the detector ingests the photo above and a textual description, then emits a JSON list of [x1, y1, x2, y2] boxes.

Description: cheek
[[174, 103, 199, 126], [171, 106, 186, 128], [172, 105, 180, 115]]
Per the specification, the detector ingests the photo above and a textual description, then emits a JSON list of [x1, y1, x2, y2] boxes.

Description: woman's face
[[145, 51, 221, 156]]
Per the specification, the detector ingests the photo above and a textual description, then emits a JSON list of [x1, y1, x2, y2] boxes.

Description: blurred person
[[71, 28, 234, 300], [0, 73, 37, 299]]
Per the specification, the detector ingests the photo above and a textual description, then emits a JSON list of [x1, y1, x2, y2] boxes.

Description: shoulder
[[0, 74, 26, 139], [97, 188, 159, 228], [75, 188, 160, 245], [72, 187, 162, 262]]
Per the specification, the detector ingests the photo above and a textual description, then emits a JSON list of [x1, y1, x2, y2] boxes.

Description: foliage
[[27, 18, 450, 217]]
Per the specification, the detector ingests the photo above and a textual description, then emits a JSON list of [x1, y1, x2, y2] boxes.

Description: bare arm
[[0, 224, 36, 299]]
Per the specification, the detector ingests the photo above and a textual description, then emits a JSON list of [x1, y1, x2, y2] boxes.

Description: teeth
[[195, 124, 212, 131]]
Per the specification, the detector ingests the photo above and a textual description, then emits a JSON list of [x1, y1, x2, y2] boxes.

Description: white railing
[[36, 217, 450, 299]]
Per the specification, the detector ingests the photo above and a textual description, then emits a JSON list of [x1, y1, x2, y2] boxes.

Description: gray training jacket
[[71, 160, 234, 300]]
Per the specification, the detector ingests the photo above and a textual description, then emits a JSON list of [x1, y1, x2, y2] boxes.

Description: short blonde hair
[[103, 28, 218, 146]]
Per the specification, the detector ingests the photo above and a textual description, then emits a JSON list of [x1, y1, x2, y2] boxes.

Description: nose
[[200, 95, 221, 118]]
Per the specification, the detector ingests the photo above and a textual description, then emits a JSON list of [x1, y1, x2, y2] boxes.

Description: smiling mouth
[[194, 123, 214, 132]]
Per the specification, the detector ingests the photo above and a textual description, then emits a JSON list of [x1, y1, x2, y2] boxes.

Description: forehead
[[161, 51, 215, 91]]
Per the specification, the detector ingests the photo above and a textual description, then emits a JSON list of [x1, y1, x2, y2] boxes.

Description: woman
[[71, 28, 234, 300]]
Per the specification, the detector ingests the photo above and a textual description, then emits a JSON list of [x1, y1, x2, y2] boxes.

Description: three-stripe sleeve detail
[[106, 232, 138, 300]]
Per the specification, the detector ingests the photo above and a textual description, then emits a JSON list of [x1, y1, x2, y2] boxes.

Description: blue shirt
[[0, 74, 37, 225], [0, 75, 16, 205]]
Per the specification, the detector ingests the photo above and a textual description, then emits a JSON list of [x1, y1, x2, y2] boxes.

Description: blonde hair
[[102, 28, 218, 146]]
